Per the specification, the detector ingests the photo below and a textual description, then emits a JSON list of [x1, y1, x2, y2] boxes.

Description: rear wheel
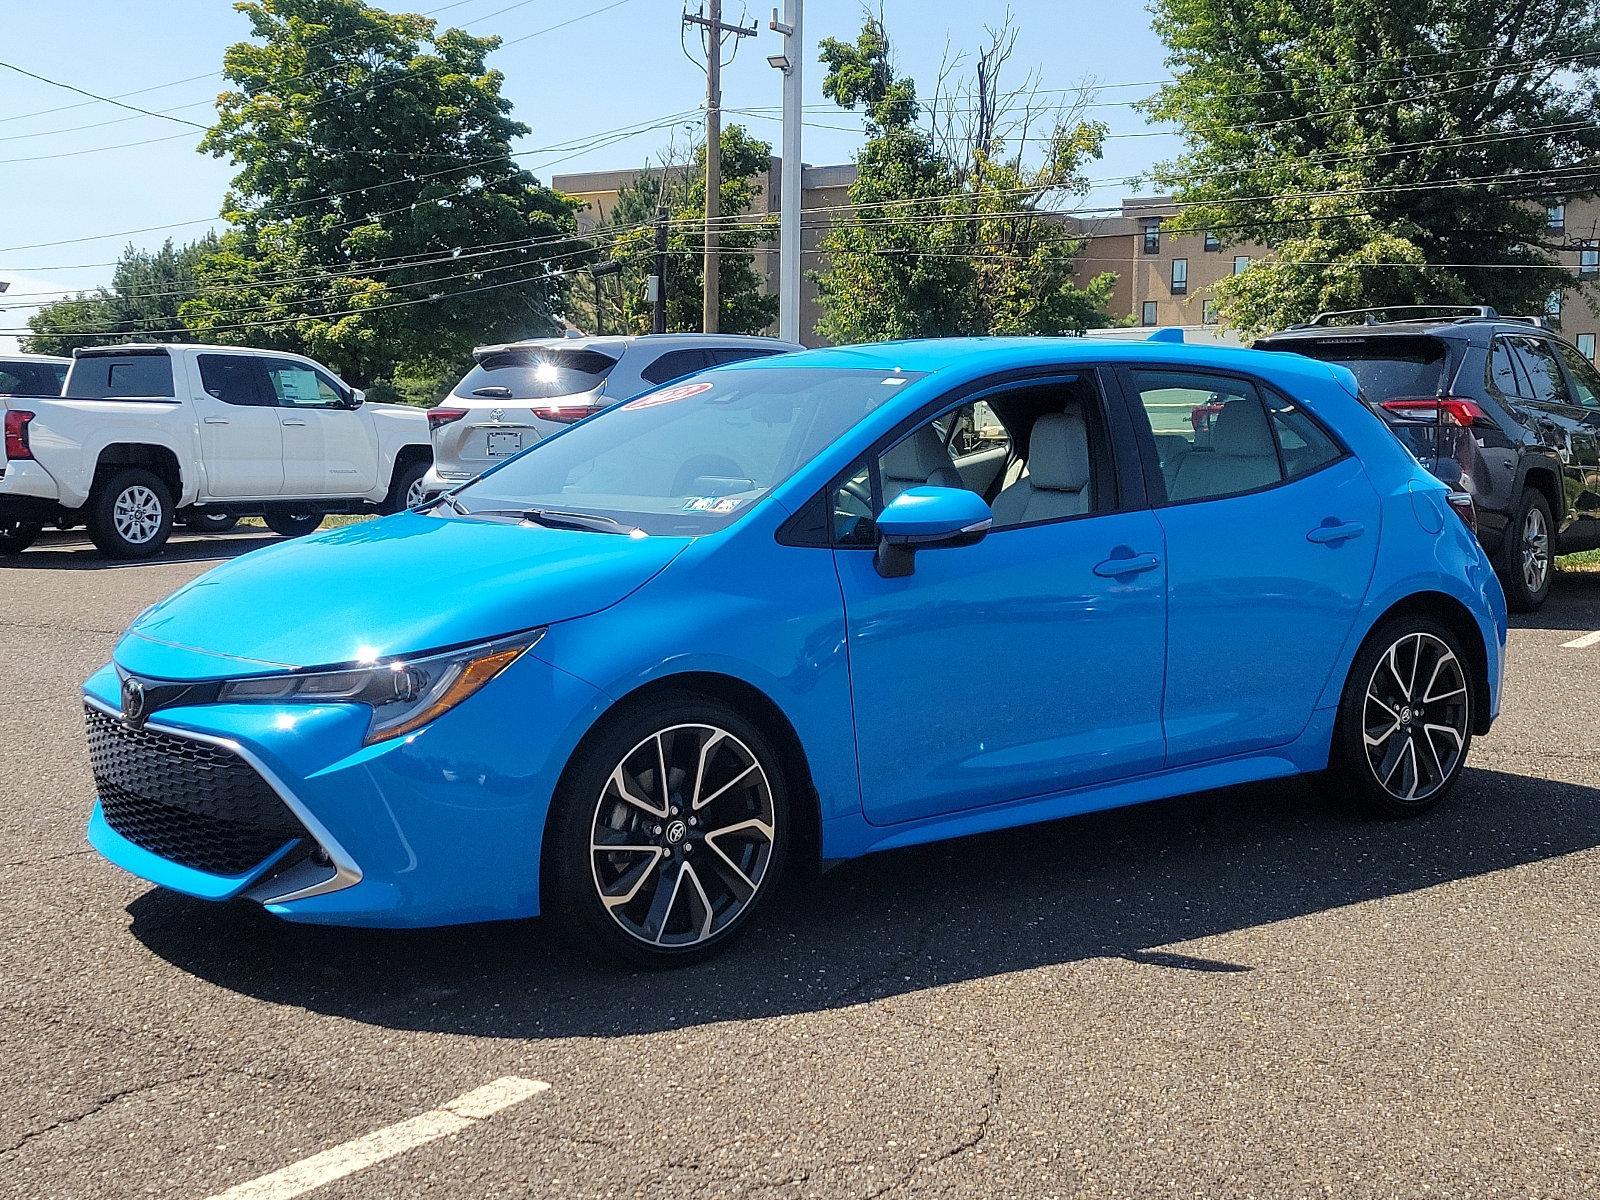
[[87, 468, 173, 559], [1330, 616, 1473, 817], [380, 458, 431, 514], [1498, 487, 1553, 612], [545, 692, 789, 967], [185, 511, 239, 534], [0, 517, 42, 556], [262, 510, 325, 538]]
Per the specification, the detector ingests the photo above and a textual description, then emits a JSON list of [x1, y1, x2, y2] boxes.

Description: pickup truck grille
[[85, 706, 306, 877]]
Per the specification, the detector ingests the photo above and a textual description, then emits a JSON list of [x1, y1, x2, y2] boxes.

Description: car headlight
[[217, 629, 544, 745]]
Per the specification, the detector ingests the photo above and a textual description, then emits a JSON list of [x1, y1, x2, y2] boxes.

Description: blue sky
[[0, 0, 1179, 349]]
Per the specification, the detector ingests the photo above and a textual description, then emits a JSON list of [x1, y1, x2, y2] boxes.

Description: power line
[[0, 59, 211, 130]]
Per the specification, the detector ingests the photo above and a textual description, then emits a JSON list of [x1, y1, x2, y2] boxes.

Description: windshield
[[454, 346, 618, 400], [449, 366, 920, 535]]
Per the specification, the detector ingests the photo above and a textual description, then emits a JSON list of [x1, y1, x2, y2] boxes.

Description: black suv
[[1257, 306, 1600, 611]]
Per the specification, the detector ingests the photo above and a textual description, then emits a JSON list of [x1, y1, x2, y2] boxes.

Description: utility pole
[[651, 202, 668, 334], [768, 1, 803, 344], [684, 2, 756, 333]]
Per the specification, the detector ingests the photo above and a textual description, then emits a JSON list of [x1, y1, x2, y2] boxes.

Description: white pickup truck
[[0, 343, 432, 558]]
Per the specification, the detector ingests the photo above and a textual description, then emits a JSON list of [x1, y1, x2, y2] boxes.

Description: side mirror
[[347, 388, 366, 408], [874, 486, 992, 578]]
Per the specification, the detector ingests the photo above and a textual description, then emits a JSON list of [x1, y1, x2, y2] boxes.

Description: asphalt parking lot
[[2, 530, 1597, 1200]]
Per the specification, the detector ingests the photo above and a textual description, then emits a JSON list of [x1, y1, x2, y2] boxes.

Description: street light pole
[[769, 0, 803, 344]]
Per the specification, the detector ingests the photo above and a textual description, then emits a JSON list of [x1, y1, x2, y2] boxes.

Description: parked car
[[82, 338, 1505, 966], [1257, 306, 1600, 611], [0, 344, 432, 559], [421, 332, 801, 497], [0, 352, 70, 397]]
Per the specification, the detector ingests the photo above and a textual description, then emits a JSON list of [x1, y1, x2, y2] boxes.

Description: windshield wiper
[[462, 506, 639, 535], [471, 385, 514, 398], [431, 493, 469, 516]]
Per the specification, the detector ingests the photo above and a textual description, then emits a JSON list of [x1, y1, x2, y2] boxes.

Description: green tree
[[23, 236, 219, 354], [1145, 0, 1600, 334], [181, 0, 584, 384], [812, 16, 1117, 343], [603, 126, 778, 335]]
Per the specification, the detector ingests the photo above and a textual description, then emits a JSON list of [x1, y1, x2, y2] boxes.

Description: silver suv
[[422, 333, 801, 496]]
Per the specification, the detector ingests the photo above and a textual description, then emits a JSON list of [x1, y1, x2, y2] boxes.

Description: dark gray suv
[[1258, 306, 1600, 611]]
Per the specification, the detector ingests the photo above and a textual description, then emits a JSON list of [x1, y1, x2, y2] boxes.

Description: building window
[[1581, 243, 1599, 280], [1233, 255, 1252, 275], [1171, 258, 1188, 295], [1142, 220, 1161, 255], [1548, 202, 1566, 234], [1203, 298, 1218, 325], [1203, 231, 1221, 251], [1546, 290, 1563, 328], [1141, 300, 1159, 326], [1578, 333, 1596, 361]]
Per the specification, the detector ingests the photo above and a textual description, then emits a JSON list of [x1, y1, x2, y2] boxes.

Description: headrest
[[1210, 398, 1275, 457], [882, 424, 953, 482], [1028, 409, 1091, 492]]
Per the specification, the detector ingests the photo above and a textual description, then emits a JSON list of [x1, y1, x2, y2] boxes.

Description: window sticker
[[623, 380, 713, 410], [682, 496, 745, 514]]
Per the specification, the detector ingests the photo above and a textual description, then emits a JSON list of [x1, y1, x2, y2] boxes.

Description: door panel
[[194, 354, 283, 499], [1157, 458, 1380, 763], [836, 511, 1168, 826], [262, 359, 378, 497]]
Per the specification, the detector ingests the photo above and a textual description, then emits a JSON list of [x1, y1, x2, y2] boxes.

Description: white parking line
[[204, 1076, 550, 1200], [1561, 630, 1600, 649]]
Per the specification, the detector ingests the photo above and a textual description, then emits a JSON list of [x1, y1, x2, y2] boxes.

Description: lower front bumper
[[82, 650, 609, 928]]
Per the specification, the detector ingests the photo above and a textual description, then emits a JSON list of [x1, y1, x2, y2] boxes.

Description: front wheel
[[262, 510, 325, 538], [1498, 487, 1553, 613], [1330, 617, 1473, 817], [185, 511, 240, 534], [545, 692, 790, 967], [86, 469, 173, 559], [0, 517, 42, 556]]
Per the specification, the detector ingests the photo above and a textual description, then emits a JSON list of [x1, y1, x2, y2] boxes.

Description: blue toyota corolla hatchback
[[84, 338, 1507, 965]]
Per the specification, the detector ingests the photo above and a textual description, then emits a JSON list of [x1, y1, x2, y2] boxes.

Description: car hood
[[116, 512, 689, 681]]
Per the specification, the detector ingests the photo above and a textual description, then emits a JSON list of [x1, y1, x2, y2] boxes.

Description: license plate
[[485, 430, 523, 458]]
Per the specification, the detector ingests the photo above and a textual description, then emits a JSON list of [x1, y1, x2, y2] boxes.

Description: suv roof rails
[[1289, 304, 1501, 330]]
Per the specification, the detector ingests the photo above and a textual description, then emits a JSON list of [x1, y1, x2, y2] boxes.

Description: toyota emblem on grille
[[121, 677, 148, 728]]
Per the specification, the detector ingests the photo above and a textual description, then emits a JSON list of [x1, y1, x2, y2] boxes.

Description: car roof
[[0, 351, 71, 364], [732, 335, 1353, 392]]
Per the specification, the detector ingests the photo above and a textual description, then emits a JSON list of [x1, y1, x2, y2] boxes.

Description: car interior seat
[[881, 424, 963, 505], [1167, 399, 1280, 501], [989, 407, 1092, 525]]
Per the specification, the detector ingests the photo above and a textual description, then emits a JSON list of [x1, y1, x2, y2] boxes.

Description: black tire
[[380, 457, 431, 515], [86, 468, 174, 560], [185, 511, 240, 534], [1497, 487, 1553, 613], [263, 510, 325, 538], [1329, 615, 1474, 818], [544, 691, 791, 968], [0, 517, 42, 556]]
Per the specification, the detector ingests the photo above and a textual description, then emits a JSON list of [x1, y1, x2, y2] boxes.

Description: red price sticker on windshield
[[624, 380, 712, 410]]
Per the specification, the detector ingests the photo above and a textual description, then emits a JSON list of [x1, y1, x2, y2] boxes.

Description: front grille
[[85, 705, 307, 876]]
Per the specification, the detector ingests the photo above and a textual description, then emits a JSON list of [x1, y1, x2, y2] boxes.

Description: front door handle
[[281, 419, 308, 427], [1307, 520, 1366, 545], [203, 417, 229, 425], [1093, 551, 1161, 578]]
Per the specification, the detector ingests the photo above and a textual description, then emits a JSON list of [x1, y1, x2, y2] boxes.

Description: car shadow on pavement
[[1520, 571, 1600, 632], [4, 532, 278, 570], [126, 765, 1600, 1037]]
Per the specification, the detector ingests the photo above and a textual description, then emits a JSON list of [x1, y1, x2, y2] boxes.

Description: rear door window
[[0, 361, 67, 395], [70, 353, 175, 398], [1510, 338, 1574, 406], [199, 354, 271, 407], [456, 347, 618, 399], [1489, 338, 1532, 397]]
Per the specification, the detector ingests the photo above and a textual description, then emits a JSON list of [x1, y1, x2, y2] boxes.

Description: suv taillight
[[530, 404, 598, 424], [1381, 396, 1486, 427], [4, 410, 35, 460], [426, 407, 468, 433]]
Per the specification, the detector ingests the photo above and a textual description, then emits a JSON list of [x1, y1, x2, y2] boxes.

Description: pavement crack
[[0, 848, 95, 871], [0, 1068, 216, 1159]]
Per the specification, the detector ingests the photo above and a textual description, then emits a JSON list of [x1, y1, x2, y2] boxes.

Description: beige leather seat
[[880, 425, 962, 505], [990, 409, 1091, 526], [1168, 399, 1279, 501]]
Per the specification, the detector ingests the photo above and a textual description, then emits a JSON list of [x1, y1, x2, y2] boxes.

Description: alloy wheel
[[589, 723, 777, 949], [112, 485, 164, 545], [406, 476, 430, 508], [1522, 505, 1550, 595], [1362, 632, 1470, 803]]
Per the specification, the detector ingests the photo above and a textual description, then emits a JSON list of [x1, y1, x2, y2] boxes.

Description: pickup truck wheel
[[1497, 487, 1554, 613], [263, 510, 325, 538], [185, 511, 239, 533], [87, 469, 173, 559], [380, 459, 432, 514], [0, 518, 42, 556]]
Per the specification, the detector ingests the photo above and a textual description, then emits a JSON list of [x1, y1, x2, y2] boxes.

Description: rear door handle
[[1093, 551, 1161, 578], [281, 419, 308, 427], [203, 417, 229, 425], [1307, 520, 1365, 545]]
